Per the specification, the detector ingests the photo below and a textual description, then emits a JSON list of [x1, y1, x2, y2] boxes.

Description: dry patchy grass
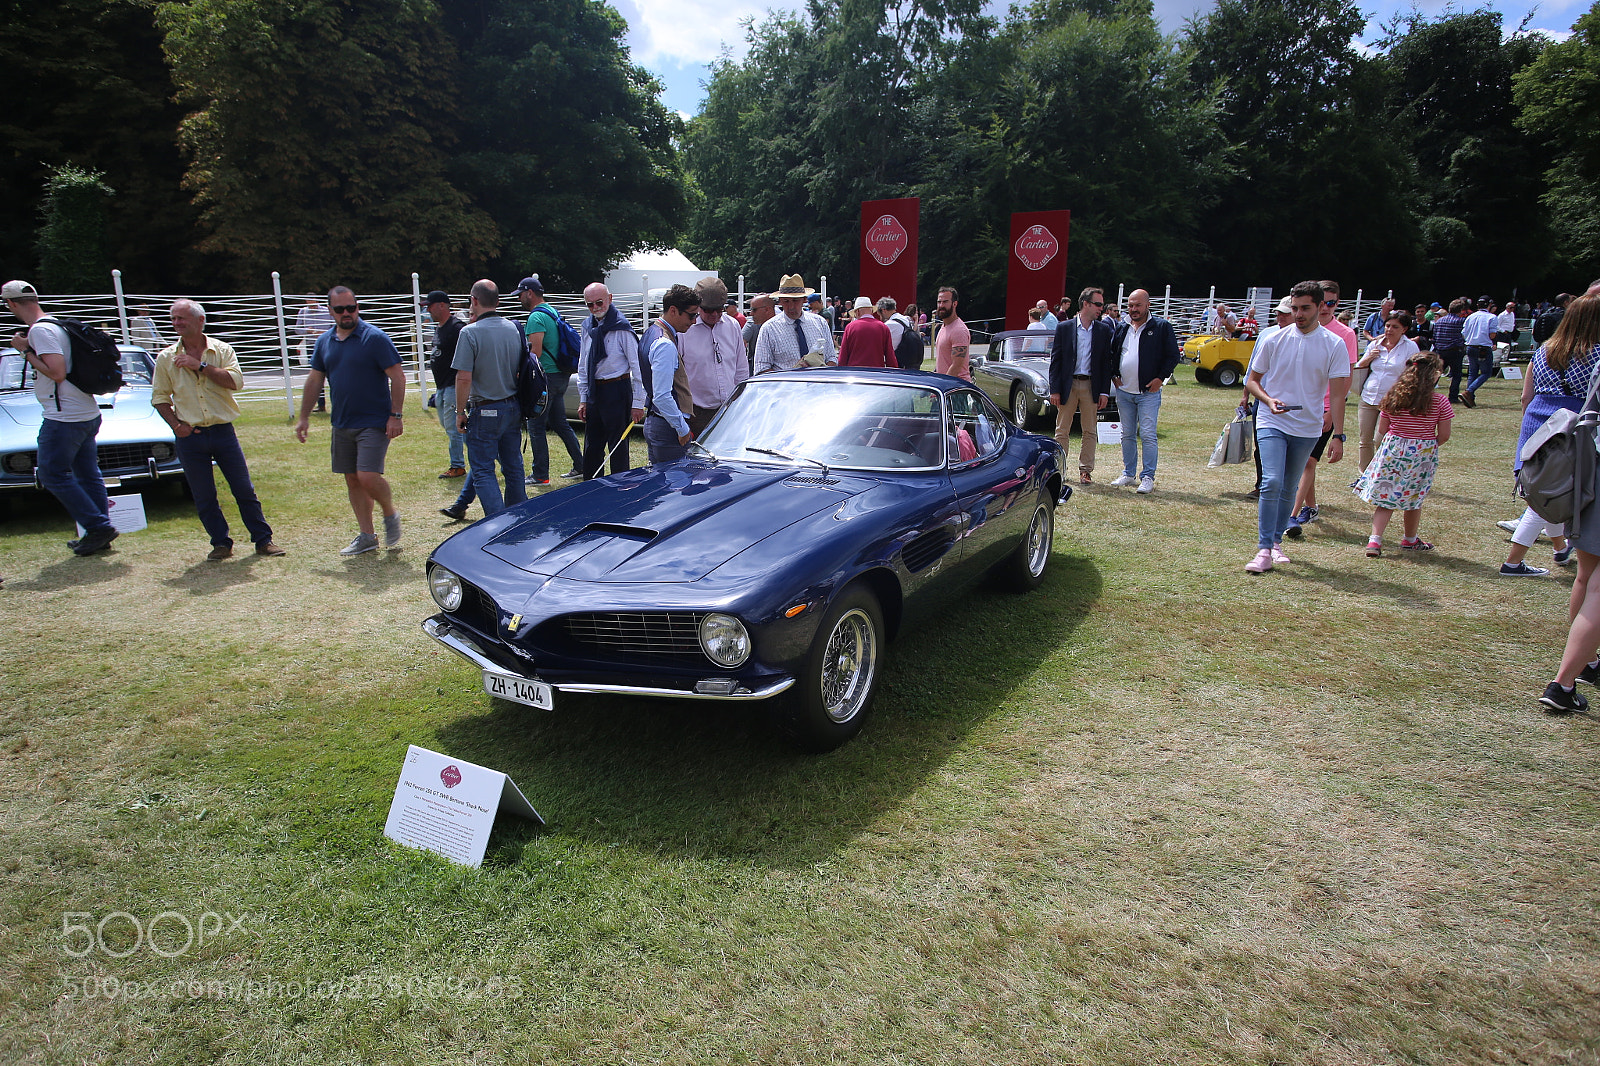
[[0, 375, 1596, 1065]]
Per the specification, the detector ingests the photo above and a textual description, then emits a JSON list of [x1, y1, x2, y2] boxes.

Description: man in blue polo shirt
[[1461, 296, 1498, 408], [294, 286, 407, 555]]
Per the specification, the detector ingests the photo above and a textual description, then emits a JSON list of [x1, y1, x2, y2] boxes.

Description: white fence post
[[1162, 285, 1172, 321], [271, 272, 293, 418], [737, 275, 745, 313], [410, 272, 425, 396], [639, 274, 649, 332], [111, 270, 130, 345]]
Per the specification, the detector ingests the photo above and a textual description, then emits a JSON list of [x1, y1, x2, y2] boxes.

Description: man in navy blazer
[[1109, 288, 1182, 493], [1048, 286, 1113, 484]]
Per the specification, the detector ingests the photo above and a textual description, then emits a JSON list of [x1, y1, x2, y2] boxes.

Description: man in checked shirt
[[753, 274, 836, 374]]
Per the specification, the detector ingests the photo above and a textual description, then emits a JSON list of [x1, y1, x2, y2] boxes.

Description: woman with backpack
[[1502, 296, 1600, 578], [1533, 296, 1600, 711]]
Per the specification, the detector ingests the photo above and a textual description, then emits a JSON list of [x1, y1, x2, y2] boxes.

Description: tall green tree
[[1381, 10, 1553, 296], [37, 165, 115, 293], [158, 0, 497, 292], [916, 0, 1223, 311], [1514, 0, 1600, 283], [0, 0, 199, 292], [438, 0, 689, 289], [1185, 0, 1418, 291], [684, 0, 989, 299]]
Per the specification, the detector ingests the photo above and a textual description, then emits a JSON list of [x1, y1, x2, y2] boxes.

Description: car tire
[[773, 585, 883, 752], [1010, 386, 1029, 428], [1214, 362, 1243, 389], [1194, 367, 1213, 384], [996, 497, 1053, 592]]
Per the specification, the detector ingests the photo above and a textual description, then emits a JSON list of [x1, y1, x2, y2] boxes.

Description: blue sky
[[614, 0, 1586, 118]]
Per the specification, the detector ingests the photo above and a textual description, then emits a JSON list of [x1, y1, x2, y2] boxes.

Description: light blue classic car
[[0, 345, 181, 493]]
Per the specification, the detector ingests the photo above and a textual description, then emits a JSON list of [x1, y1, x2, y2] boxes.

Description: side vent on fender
[[901, 528, 956, 572]]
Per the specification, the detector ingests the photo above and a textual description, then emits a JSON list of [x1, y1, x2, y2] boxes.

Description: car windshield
[[998, 332, 1051, 359], [119, 349, 153, 385], [0, 353, 25, 389], [701, 377, 946, 470]]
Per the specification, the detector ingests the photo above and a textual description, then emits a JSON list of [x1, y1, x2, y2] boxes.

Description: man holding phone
[[1243, 280, 1350, 573]]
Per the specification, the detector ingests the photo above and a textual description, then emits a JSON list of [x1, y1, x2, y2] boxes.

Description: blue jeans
[[175, 422, 273, 547], [460, 398, 526, 516], [1465, 345, 1494, 394], [1255, 426, 1319, 550], [37, 415, 112, 533], [525, 372, 582, 481], [643, 414, 688, 464], [436, 385, 464, 469], [1115, 386, 1162, 480]]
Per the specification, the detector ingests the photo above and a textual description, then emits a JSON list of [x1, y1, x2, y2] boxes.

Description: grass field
[[1, 370, 1596, 1065]]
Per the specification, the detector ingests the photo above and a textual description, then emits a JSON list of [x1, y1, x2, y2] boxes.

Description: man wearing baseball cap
[[3, 280, 118, 555]]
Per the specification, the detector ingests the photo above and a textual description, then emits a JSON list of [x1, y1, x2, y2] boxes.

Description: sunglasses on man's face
[[331, 304, 357, 314], [585, 300, 607, 309]]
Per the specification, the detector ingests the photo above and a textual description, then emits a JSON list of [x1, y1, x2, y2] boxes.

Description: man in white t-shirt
[[3, 280, 119, 555], [1243, 280, 1350, 573], [1282, 278, 1359, 539]]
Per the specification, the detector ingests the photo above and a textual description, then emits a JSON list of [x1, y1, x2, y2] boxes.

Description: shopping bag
[[1208, 411, 1254, 467]]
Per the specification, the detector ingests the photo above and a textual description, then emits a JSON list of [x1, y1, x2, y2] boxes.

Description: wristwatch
[[1331, 433, 1347, 441], [390, 411, 403, 419], [198, 362, 209, 372]]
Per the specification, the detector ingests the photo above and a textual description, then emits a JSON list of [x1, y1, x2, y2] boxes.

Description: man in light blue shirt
[[641, 285, 702, 465], [1036, 300, 1059, 333]]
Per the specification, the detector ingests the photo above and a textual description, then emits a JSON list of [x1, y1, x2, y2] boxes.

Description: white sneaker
[[1110, 474, 1136, 487], [1136, 477, 1155, 494], [383, 512, 402, 549]]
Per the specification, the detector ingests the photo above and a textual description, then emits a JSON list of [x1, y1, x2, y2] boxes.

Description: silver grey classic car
[[970, 328, 1118, 433]]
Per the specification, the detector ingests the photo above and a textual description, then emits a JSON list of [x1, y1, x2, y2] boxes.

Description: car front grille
[[453, 581, 501, 635], [2, 440, 177, 479], [564, 611, 707, 661]]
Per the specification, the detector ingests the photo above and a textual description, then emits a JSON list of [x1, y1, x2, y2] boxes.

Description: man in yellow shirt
[[151, 299, 286, 560]]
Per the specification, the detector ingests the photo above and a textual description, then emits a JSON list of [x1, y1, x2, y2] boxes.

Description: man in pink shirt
[[1283, 278, 1358, 539], [933, 286, 971, 380]]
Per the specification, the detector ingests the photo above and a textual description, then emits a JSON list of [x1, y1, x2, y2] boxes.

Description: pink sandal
[[1400, 538, 1434, 551], [1366, 538, 1382, 557]]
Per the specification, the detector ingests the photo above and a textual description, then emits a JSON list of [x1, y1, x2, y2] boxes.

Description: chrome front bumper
[[422, 616, 795, 702]]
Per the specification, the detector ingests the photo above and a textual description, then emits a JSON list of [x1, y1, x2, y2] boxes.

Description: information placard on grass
[[1097, 421, 1123, 445], [383, 745, 542, 867], [76, 493, 147, 537]]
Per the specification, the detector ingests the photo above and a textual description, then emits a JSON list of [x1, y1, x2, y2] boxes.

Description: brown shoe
[[1079, 472, 1092, 484], [439, 466, 466, 479], [207, 545, 234, 561], [255, 541, 287, 557], [1462, 390, 1476, 408]]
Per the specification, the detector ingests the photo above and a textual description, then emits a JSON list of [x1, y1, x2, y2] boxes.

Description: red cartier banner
[[1005, 210, 1071, 331], [858, 198, 919, 313]]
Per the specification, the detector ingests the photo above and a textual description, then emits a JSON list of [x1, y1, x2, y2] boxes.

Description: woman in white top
[[1353, 310, 1419, 471]]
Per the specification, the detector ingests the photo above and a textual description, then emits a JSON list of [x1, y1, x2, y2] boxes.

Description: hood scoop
[[786, 473, 841, 486]]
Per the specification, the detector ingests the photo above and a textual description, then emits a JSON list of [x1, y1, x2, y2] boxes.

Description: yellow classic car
[[1183, 334, 1255, 388]]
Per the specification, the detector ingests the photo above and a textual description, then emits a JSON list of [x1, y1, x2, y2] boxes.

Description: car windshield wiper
[[745, 447, 828, 473], [687, 440, 718, 462]]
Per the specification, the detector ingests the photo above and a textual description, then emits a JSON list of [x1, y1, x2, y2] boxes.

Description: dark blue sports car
[[423, 368, 1067, 751]]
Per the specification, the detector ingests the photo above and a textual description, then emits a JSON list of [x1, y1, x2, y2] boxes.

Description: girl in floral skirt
[[1352, 352, 1453, 556]]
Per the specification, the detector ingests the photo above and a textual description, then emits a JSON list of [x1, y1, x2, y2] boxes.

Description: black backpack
[[892, 314, 924, 371], [37, 315, 124, 407], [533, 304, 581, 374], [516, 348, 548, 420]]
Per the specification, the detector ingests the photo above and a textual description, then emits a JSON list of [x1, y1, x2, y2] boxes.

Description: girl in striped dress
[[1352, 352, 1454, 556]]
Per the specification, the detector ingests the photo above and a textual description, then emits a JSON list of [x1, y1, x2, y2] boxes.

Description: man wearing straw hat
[[754, 274, 836, 374], [576, 282, 643, 479]]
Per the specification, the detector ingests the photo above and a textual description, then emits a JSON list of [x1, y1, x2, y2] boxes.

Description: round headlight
[[150, 442, 175, 461], [699, 612, 751, 668], [429, 566, 463, 612]]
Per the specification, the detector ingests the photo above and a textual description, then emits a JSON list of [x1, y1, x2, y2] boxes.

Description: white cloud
[[618, 0, 787, 67]]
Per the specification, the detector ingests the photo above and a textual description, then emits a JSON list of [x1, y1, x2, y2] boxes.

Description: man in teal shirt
[[516, 276, 583, 485]]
